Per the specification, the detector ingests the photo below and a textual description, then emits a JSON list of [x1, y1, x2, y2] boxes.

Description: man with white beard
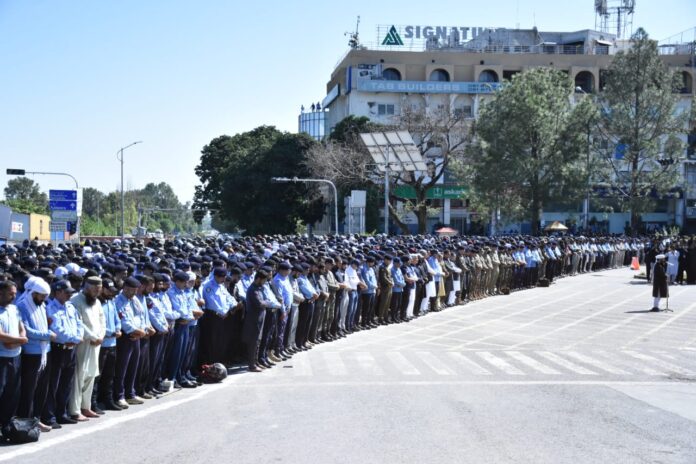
[[69, 276, 105, 421]]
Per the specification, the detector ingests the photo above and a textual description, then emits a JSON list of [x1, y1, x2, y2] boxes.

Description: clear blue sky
[[1, 0, 694, 203]]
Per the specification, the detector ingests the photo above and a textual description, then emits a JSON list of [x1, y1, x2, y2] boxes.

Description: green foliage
[[461, 68, 590, 235], [194, 127, 326, 235], [3, 177, 48, 214], [594, 28, 688, 234]]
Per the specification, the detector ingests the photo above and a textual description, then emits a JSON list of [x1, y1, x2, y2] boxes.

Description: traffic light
[[68, 222, 77, 234], [6, 169, 25, 175]]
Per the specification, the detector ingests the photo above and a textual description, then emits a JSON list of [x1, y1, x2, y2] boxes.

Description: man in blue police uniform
[[199, 267, 237, 366], [165, 272, 196, 389], [114, 277, 148, 408], [95, 279, 123, 411], [43, 279, 84, 428]]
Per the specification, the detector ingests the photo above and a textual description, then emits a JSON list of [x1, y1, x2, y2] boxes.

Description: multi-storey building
[[320, 24, 696, 234]]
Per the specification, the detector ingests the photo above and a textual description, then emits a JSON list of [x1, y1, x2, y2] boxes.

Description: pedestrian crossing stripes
[[278, 349, 696, 381]]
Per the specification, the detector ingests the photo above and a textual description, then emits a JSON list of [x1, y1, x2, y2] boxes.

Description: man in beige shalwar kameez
[[69, 276, 105, 421]]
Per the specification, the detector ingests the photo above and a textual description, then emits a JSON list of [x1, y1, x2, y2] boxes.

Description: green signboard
[[393, 185, 468, 200]]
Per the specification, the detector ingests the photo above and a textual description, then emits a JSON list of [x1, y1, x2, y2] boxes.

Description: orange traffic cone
[[630, 256, 640, 270]]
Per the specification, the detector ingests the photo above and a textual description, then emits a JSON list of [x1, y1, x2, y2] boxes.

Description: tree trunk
[[530, 180, 543, 236], [388, 203, 411, 235], [417, 203, 428, 235]]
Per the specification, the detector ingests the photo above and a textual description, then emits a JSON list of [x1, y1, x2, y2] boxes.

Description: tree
[[593, 28, 688, 234], [2, 177, 48, 214], [194, 127, 326, 234], [460, 68, 591, 235], [307, 108, 472, 234]]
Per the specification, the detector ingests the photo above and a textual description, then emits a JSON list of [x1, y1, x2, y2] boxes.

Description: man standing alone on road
[[651, 254, 669, 312]]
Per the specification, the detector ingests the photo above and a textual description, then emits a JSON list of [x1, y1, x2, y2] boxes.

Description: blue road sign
[[49, 200, 77, 211], [49, 189, 77, 201]]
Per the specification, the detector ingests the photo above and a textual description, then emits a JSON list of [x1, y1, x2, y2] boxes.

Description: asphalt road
[[2, 268, 696, 463]]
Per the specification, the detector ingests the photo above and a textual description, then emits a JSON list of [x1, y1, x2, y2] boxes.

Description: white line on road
[[291, 357, 313, 376], [536, 351, 598, 375], [322, 351, 348, 376], [592, 351, 664, 376], [461, 287, 627, 348], [623, 300, 696, 349], [447, 352, 492, 375], [506, 351, 561, 375], [353, 352, 385, 376], [622, 350, 696, 376], [509, 287, 652, 349], [476, 351, 525, 375], [385, 351, 420, 376], [415, 351, 455, 375], [563, 351, 630, 375]]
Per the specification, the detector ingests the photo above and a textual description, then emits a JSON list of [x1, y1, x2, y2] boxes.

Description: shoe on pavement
[[38, 422, 52, 432], [126, 397, 144, 405]]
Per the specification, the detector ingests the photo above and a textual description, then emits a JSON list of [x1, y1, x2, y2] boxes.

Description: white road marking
[[291, 357, 313, 376], [506, 351, 561, 375], [563, 351, 629, 375], [509, 288, 653, 349], [322, 351, 347, 376], [536, 351, 598, 375], [592, 351, 664, 376], [623, 300, 696, 349], [461, 287, 627, 348], [476, 351, 525, 375], [415, 351, 455, 376], [353, 351, 385, 376], [622, 350, 696, 377], [447, 352, 492, 375], [385, 351, 420, 376]]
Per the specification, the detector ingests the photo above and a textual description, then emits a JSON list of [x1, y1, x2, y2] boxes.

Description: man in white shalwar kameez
[[69, 276, 105, 420]]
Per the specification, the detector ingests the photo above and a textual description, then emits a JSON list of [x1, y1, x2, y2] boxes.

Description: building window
[[429, 69, 450, 82], [378, 104, 395, 116], [454, 106, 473, 119], [575, 71, 595, 93], [478, 70, 499, 83], [680, 71, 693, 94], [382, 68, 401, 81], [502, 70, 519, 81]]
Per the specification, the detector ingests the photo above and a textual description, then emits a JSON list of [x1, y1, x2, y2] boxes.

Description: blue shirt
[[17, 295, 52, 356], [114, 293, 148, 335], [359, 265, 377, 294], [297, 275, 318, 300], [427, 256, 444, 282], [102, 298, 121, 348], [46, 298, 84, 345], [167, 286, 192, 321], [156, 291, 176, 322], [391, 266, 406, 293], [202, 280, 234, 317], [142, 294, 168, 333], [0, 304, 22, 357], [272, 273, 293, 311], [185, 288, 200, 326]]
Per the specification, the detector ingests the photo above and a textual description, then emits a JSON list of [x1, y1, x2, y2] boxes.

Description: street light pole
[[271, 177, 339, 235], [117, 141, 142, 238]]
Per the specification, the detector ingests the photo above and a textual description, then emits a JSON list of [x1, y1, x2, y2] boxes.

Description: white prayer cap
[[55, 266, 69, 278], [65, 262, 81, 275], [186, 271, 197, 282]]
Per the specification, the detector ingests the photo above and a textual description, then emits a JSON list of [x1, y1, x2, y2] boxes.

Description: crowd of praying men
[[2, 232, 693, 441]]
